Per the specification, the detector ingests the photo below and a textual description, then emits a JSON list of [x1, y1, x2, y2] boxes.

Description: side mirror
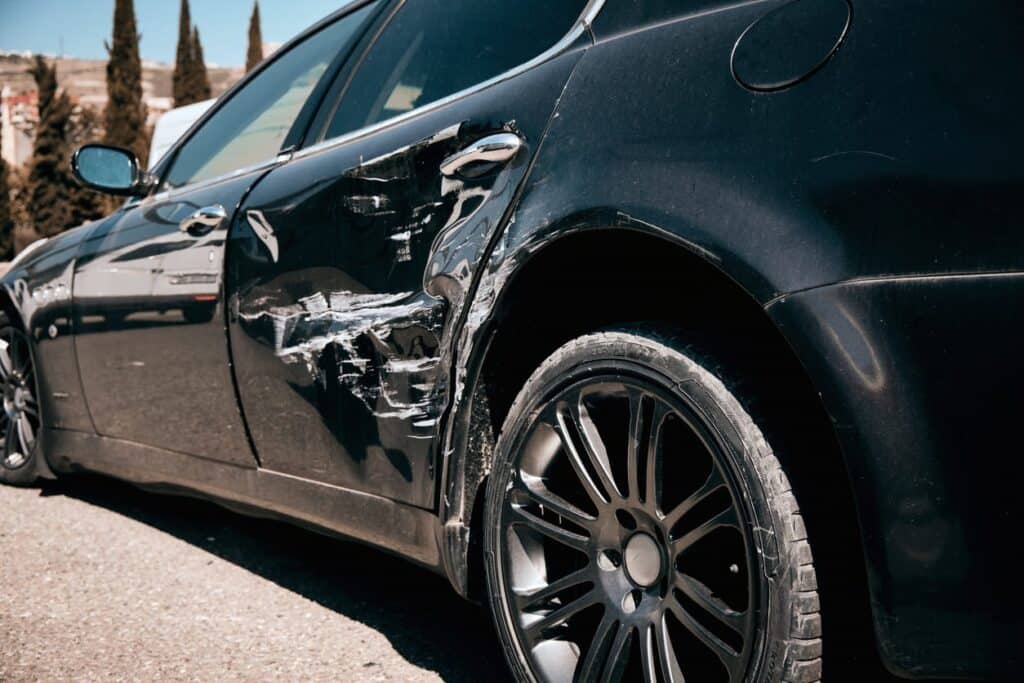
[[71, 144, 146, 196]]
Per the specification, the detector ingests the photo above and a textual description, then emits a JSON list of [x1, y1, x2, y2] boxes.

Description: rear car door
[[227, 0, 592, 506], [72, 6, 377, 465]]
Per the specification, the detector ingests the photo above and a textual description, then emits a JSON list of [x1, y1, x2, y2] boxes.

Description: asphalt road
[[0, 475, 511, 682]]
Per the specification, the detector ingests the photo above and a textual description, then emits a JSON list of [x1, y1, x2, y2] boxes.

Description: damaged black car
[[3, 0, 1021, 680]]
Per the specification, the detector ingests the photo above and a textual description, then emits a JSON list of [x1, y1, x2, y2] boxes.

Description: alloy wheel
[[0, 327, 40, 470], [498, 376, 761, 682]]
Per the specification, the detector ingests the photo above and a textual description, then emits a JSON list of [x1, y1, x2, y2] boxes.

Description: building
[[0, 86, 37, 167]]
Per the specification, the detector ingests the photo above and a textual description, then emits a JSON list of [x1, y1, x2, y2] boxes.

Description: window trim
[[296, 0, 607, 162], [146, 0, 385, 198]]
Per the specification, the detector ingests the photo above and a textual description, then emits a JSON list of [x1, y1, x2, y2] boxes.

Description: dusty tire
[[0, 314, 43, 486], [484, 329, 821, 682]]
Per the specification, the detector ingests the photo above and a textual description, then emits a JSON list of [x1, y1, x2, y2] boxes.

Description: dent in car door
[[227, 50, 586, 507], [73, 173, 263, 466]]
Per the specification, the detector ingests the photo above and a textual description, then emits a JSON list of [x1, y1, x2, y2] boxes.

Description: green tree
[[26, 56, 74, 239], [68, 105, 110, 226], [246, 1, 264, 72], [190, 27, 212, 102], [0, 136, 12, 260], [173, 0, 212, 107], [104, 0, 148, 166], [172, 0, 194, 106]]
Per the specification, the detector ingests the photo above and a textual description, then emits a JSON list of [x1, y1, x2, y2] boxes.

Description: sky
[[0, 0, 354, 67]]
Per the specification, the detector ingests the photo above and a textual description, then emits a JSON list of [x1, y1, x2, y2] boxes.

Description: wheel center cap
[[623, 533, 662, 588]]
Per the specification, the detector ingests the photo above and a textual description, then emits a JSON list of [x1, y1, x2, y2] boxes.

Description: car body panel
[[72, 170, 267, 467], [767, 273, 1023, 678], [40, 426, 440, 567], [227, 44, 585, 508], [436, 1, 1023, 678], [1, 221, 103, 433]]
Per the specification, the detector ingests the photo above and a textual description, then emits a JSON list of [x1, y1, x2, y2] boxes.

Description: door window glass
[[324, 0, 588, 140], [164, 2, 379, 189]]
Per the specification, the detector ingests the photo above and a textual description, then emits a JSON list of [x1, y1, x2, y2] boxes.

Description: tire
[[484, 329, 822, 683], [0, 315, 43, 486]]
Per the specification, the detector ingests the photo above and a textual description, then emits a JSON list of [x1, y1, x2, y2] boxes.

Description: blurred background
[[0, 0, 349, 267]]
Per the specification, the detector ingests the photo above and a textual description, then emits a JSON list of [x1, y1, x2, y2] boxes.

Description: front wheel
[[0, 318, 43, 486], [484, 329, 821, 682]]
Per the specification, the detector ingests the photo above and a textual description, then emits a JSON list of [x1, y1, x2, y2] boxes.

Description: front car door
[[72, 6, 378, 465], [227, 0, 592, 506]]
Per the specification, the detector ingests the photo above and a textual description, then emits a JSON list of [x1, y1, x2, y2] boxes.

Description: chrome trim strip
[[292, 0, 607, 162]]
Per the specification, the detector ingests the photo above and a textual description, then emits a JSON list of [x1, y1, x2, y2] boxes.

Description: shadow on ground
[[39, 474, 511, 683]]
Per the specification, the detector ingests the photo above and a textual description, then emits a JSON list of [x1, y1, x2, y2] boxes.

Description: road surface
[[0, 474, 510, 681]]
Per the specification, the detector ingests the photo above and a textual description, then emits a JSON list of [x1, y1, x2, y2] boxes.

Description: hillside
[[0, 52, 243, 106]]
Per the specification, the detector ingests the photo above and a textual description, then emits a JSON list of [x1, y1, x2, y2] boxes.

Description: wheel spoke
[[627, 393, 667, 505], [668, 597, 743, 680], [625, 392, 645, 502], [4, 414, 18, 460], [639, 622, 659, 682], [655, 612, 686, 683], [575, 613, 618, 682], [509, 500, 590, 553], [599, 621, 634, 683], [0, 338, 12, 380], [554, 402, 621, 506], [674, 574, 746, 636], [524, 587, 600, 640], [672, 502, 740, 555], [516, 568, 591, 611], [662, 465, 727, 529], [647, 404, 671, 507], [518, 472, 597, 530], [17, 412, 34, 454]]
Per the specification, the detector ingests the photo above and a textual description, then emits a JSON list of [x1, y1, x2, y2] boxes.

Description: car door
[[72, 5, 378, 465], [227, 0, 592, 506]]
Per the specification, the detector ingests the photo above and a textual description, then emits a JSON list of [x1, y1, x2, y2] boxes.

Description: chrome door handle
[[440, 133, 524, 178], [180, 205, 227, 236]]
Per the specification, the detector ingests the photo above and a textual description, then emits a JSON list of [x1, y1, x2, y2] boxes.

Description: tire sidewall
[[484, 331, 804, 683]]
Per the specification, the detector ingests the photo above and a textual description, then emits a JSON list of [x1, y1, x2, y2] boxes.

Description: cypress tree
[[104, 0, 148, 166], [27, 56, 74, 238], [0, 137, 12, 260], [172, 0, 193, 106], [246, 2, 264, 73], [173, 0, 212, 107], [190, 27, 212, 102], [67, 105, 110, 226]]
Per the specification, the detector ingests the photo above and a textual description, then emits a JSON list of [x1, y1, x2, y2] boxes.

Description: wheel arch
[[439, 217, 882, 671]]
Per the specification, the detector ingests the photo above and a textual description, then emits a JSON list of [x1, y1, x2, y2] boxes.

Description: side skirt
[[41, 427, 442, 570]]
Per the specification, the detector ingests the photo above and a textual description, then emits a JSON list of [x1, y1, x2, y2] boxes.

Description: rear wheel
[[0, 318, 42, 486], [484, 329, 821, 682]]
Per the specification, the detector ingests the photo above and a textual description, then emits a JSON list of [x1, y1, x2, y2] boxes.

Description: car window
[[323, 0, 589, 140], [164, 2, 379, 190]]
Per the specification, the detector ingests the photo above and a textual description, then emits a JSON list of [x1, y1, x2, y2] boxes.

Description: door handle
[[440, 133, 524, 178], [180, 205, 227, 236]]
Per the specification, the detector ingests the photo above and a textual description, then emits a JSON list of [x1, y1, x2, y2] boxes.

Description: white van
[[147, 99, 215, 170]]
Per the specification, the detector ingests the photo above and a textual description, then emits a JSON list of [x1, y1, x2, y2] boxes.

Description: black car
[[2, 1, 1020, 680]]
